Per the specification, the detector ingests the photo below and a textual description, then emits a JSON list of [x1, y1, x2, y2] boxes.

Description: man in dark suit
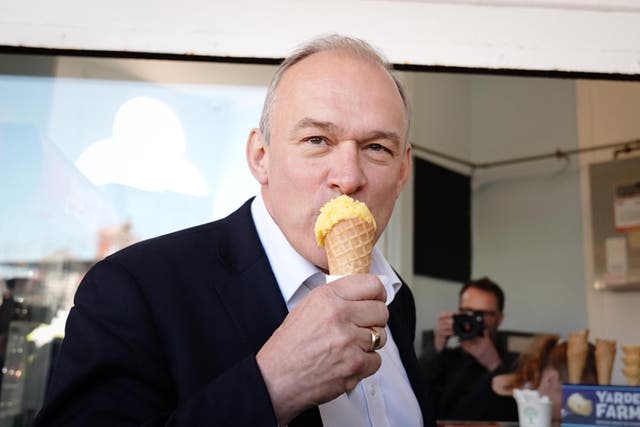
[[34, 34, 434, 426]]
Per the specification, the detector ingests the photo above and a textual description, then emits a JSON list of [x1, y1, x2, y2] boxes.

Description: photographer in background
[[419, 277, 519, 421]]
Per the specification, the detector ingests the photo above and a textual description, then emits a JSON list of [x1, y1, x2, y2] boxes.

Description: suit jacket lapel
[[210, 199, 289, 354], [210, 200, 324, 425]]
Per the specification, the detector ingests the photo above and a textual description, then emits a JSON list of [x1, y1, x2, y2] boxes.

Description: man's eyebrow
[[362, 130, 401, 147], [291, 117, 401, 146], [291, 118, 340, 136]]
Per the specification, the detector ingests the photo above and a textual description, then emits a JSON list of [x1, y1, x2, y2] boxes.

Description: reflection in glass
[[0, 55, 266, 425]]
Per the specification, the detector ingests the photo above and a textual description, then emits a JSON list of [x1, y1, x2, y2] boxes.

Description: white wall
[[405, 73, 588, 353], [470, 76, 587, 335], [577, 79, 640, 385], [1, 1, 640, 75]]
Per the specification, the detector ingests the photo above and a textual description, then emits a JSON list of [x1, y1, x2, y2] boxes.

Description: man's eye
[[306, 136, 327, 145], [367, 143, 392, 154]]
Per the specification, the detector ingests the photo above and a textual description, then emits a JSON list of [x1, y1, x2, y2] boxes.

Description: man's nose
[[327, 141, 367, 195]]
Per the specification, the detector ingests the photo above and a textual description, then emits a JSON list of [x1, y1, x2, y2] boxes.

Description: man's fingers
[[328, 274, 386, 303], [438, 311, 454, 320], [351, 300, 389, 328], [344, 351, 383, 392], [357, 326, 387, 352], [437, 312, 454, 327], [323, 276, 388, 328], [437, 312, 454, 335]]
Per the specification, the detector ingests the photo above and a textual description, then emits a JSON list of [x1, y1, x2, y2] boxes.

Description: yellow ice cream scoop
[[314, 195, 377, 275], [315, 195, 376, 246]]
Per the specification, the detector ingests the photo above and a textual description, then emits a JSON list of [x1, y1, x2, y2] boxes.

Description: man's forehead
[[273, 53, 407, 136], [459, 287, 499, 308], [277, 50, 398, 100]]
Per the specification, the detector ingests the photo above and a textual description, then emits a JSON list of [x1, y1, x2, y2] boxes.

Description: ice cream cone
[[623, 365, 640, 376], [622, 345, 640, 355], [625, 376, 640, 386], [595, 338, 617, 385], [567, 329, 589, 384], [325, 217, 375, 275], [621, 345, 640, 386], [623, 354, 640, 366], [622, 366, 640, 386], [315, 195, 377, 276]]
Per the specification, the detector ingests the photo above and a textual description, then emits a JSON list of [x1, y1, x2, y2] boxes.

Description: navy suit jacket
[[34, 199, 434, 426]]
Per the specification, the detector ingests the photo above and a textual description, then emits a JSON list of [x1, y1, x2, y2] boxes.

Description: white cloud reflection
[[75, 96, 208, 196]]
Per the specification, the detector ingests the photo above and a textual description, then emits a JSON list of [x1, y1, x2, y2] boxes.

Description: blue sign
[[562, 384, 640, 427]]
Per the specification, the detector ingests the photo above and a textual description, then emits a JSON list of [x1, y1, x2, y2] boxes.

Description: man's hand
[[434, 311, 454, 352], [460, 328, 502, 372], [256, 274, 388, 426]]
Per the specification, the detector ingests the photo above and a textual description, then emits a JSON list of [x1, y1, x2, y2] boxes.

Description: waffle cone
[[567, 330, 589, 384], [595, 339, 617, 385], [623, 354, 640, 366], [623, 366, 640, 375], [623, 366, 640, 386], [622, 345, 640, 355], [625, 376, 640, 386], [325, 217, 375, 275]]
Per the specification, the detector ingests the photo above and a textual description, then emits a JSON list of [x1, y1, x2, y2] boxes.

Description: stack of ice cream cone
[[621, 345, 640, 386], [567, 329, 590, 384], [595, 338, 617, 385], [315, 195, 376, 275]]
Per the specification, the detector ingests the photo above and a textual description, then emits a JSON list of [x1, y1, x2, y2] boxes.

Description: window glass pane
[[0, 54, 270, 424]]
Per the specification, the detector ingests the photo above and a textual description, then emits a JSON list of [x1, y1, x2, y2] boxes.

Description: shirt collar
[[250, 193, 402, 306], [251, 193, 319, 305]]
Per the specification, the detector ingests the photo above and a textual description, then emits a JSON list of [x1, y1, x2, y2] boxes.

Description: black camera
[[452, 310, 485, 341]]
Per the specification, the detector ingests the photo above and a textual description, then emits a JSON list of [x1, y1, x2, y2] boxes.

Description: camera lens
[[453, 311, 485, 340]]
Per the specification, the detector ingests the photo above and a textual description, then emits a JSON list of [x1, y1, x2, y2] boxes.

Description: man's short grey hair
[[258, 34, 410, 144]]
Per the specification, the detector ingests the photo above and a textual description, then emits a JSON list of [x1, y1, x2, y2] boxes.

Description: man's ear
[[246, 128, 269, 185]]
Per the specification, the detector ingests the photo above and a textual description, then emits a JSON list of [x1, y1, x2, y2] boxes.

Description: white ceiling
[[1, 0, 639, 75], [395, 0, 640, 12]]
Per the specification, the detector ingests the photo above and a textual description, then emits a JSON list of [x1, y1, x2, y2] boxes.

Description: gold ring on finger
[[369, 327, 381, 352]]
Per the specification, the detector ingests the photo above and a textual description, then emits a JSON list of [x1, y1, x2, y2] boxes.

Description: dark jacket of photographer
[[419, 338, 519, 421]]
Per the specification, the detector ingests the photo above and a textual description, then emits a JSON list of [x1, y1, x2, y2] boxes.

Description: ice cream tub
[[514, 389, 552, 427], [562, 384, 640, 427]]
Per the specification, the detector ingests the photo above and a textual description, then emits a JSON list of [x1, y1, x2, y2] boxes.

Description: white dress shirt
[[251, 193, 423, 427]]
